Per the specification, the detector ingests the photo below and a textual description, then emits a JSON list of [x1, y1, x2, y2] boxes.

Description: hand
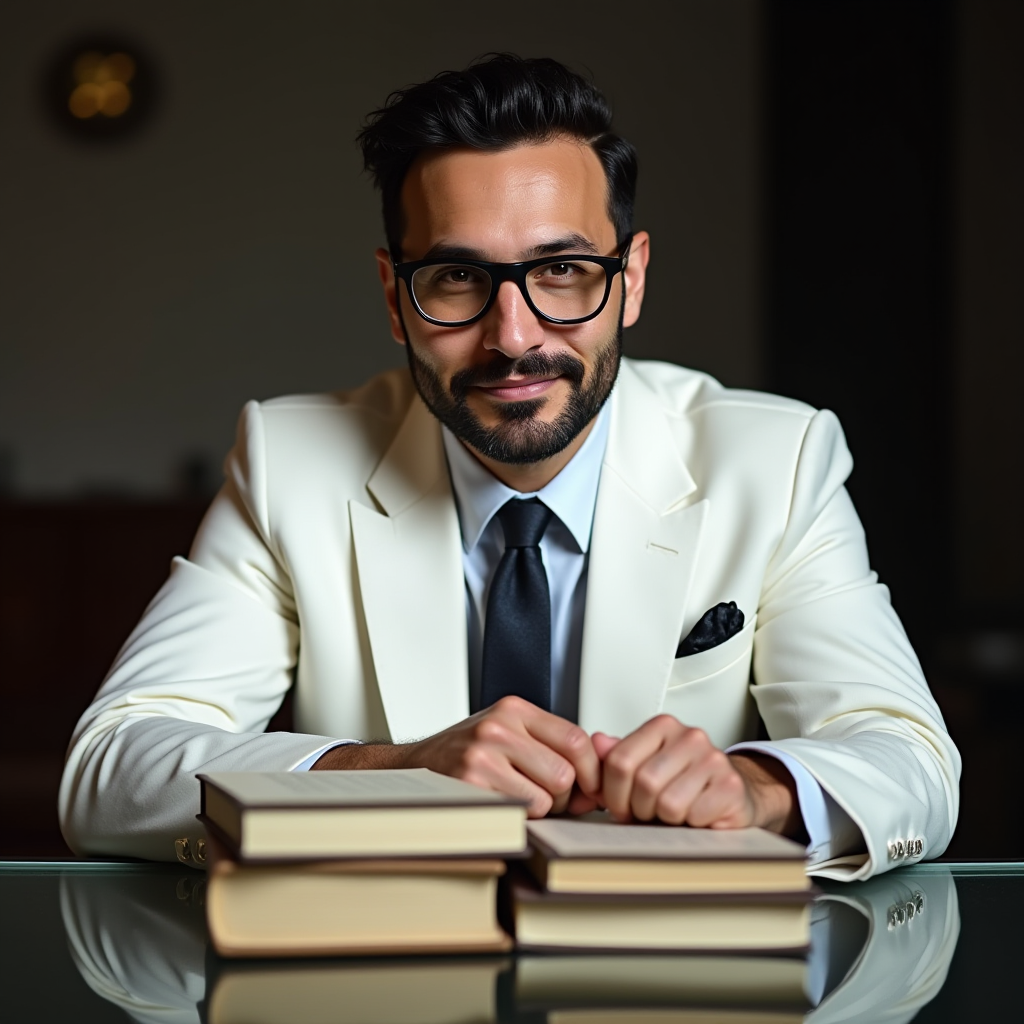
[[312, 696, 601, 819], [593, 715, 802, 836]]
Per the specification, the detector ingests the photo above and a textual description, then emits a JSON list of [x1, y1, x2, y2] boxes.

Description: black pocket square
[[676, 601, 745, 657]]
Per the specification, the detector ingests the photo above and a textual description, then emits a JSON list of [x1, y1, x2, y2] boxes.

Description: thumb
[[592, 732, 621, 759]]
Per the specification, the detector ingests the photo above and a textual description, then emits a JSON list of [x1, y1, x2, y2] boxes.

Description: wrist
[[310, 742, 410, 770], [728, 752, 806, 839]]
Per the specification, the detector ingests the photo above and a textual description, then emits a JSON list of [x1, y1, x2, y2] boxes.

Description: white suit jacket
[[59, 359, 960, 878]]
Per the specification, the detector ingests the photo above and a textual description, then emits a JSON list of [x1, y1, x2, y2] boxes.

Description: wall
[[953, 0, 1024, 619], [0, 1, 765, 496]]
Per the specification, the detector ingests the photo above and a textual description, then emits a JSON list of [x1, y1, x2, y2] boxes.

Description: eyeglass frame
[[391, 235, 633, 328]]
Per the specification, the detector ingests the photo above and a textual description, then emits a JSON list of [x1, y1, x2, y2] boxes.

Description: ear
[[375, 248, 406, 345], [621, 230, 650, 330]]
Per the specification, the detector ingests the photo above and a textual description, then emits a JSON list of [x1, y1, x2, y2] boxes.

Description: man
[[60, 55, 959, 879]]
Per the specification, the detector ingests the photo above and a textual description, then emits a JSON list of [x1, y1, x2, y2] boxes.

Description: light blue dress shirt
[[442, 404, 611, 721], [298, 403, 854, 866]]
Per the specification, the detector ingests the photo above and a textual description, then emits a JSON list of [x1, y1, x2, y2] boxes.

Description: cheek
[[407, 328, 482, 377]]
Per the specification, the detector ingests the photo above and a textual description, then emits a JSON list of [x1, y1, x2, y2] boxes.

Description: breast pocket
[[660, 617, 757, 749]]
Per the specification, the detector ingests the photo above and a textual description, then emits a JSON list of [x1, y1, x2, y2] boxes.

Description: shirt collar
[[442, 402, 612, 555]]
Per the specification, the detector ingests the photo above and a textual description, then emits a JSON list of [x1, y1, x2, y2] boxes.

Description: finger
[[512, 700, 602, 797], [600, 718, 677, 820], [567, 784, 601, 816], [687, 757, 754, 828], [591, 732, 620, 759], [474, 713, 578, 801], [568, 794, 600, 816], [653, 760, 717, 826], [458, 740, 559, 818], [629, 743, 702, 822]]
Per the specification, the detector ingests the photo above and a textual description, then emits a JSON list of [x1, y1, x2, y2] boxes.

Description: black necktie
[[480, 498, 553, 712]]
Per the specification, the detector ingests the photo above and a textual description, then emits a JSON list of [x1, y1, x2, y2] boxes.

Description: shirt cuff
[[291, 740, 360, 772], [727, 741, 850, 865]]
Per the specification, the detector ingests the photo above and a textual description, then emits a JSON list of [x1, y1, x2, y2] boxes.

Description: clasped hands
[[315, 696, 802, 836]]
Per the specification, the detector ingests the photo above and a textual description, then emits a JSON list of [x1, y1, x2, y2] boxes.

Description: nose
[[480, 280, 546, 358]]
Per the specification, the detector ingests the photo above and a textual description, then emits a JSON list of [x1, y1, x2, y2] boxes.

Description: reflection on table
[[58, 866, 960, 1024]]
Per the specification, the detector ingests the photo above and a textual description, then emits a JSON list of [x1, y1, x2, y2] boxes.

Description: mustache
[[449, 351, 586, 400]]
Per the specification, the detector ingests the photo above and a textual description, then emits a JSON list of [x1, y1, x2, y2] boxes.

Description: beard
[[405, 318, 623, 466]]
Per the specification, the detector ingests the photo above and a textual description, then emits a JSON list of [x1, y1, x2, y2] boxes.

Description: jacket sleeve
[[58, 402, 338, 862], [750, 409, 961, 880]]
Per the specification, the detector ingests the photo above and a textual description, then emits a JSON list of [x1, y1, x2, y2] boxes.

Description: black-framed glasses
[[392, 236, 632, 327]]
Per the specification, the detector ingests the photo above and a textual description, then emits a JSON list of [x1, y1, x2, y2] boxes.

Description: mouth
[[471, 374, 562, 402]]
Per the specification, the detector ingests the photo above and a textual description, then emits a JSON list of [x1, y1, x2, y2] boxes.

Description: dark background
[[1, 0, 1021, 859]]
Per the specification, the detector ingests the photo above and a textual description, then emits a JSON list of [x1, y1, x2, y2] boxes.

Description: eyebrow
[[421, 233, 601, 262]]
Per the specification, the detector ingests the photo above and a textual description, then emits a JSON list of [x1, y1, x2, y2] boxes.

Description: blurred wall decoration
[[0, 0, 1021, 858], [44, 36, 158, 141]]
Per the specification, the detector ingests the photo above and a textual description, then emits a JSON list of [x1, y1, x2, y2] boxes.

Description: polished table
[[3, 861, 1021, 1022]]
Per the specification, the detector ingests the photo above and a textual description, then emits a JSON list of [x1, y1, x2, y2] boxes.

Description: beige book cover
[[511, 874, 812, 953], [198, 768, 527, 860], [204, 835, 513, 957], [527, 814, 809, 894]]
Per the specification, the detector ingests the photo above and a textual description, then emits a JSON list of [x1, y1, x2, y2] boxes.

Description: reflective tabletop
[[3, 861, 1021, 1023]]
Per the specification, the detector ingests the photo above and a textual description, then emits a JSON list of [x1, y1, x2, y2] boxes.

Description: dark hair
[[357, 54, 637, 259]]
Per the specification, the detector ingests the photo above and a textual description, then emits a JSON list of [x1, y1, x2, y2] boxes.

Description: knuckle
[[462, 745, 495, 774], [551, 761, 575, 791], [563, 724, 588, 753], [605, 748, 637, 775], [705, 748, 729, 772], [474, 718, 508, 744], [688, 727, 709, 748], [633, 765, 661, 798], [722, 771, 746, 796], [656, 791, 687, 825], [497, 695, 528, 714]]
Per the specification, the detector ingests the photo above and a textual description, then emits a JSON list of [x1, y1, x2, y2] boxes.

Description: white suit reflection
[[60, 868, 960, 1024]]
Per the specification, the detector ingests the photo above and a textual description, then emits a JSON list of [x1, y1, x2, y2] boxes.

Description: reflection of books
[[512, 874, 812, 953], [516, 954, 808, 1012], [205, 957, 510, 1024], [546, 1011, 803, 1023], [205, 836, 512, 957], [198, 768, 527, 860], [526, 816, 809, 895]]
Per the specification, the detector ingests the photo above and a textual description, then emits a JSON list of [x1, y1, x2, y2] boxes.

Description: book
[[197, 768, 527, 861], [544, 1011, 803, 1023], [205, 957, 511, 1023], [515, 954, 809, 1013], [511, 874, 812, 953], [204, 955, 807, 1024], [526, 815, 809, 894], [204, 835, 513, 957]]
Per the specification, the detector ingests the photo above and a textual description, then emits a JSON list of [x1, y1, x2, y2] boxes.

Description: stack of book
[[204, 954, 809, 1024], [197, 769, 526, 957], [512, 814, 814, 954]]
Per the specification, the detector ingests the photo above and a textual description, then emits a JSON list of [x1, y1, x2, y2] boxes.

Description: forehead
[[398, 138, 615, 260]]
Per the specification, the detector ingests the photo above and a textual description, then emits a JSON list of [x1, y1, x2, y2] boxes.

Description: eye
[[429, 265, 485, 286], [546, 262, 576, 277]]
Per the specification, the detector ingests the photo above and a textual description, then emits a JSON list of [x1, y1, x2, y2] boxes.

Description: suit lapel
[[350, 395, 469, 742], [578, 364, 707, 736]]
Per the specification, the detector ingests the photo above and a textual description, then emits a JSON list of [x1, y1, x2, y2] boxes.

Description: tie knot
[[496, 498, 552, 548]]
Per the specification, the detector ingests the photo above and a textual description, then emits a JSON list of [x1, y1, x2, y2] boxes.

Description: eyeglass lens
[[410, 260, 610, 323]]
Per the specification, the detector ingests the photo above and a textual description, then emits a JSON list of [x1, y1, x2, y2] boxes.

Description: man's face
[[377, 139, 649, 470]]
